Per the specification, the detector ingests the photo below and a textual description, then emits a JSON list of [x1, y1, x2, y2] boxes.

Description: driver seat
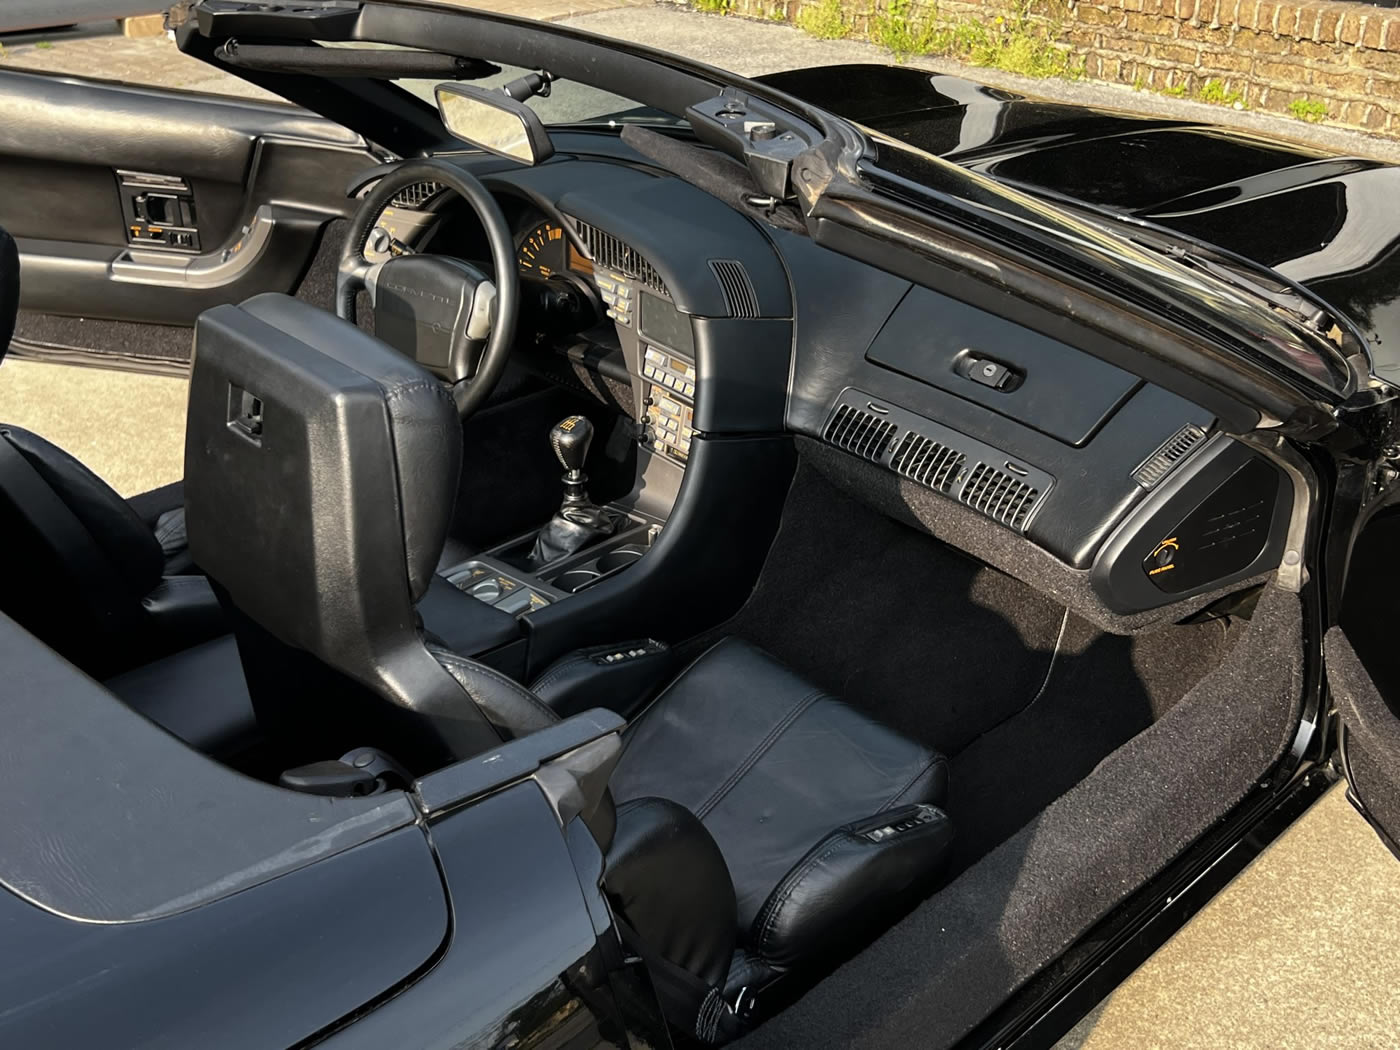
[[184, 293, 955, 1042], [0, 224, 220, 677]]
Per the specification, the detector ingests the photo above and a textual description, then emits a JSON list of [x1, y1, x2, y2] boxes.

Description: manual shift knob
[[551, 415, 593, 475], [550, 415, 594, 505]]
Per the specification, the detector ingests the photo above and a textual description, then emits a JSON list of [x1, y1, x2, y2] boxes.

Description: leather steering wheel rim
[[336, 158, 519, 419]]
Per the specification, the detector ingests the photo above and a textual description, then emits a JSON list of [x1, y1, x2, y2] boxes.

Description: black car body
[[2, 4, 1399, 1049]]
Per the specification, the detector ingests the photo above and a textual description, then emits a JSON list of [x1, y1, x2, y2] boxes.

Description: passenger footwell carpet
[[735, 583, 1302, 1050], [717, 461, 1235, 874]]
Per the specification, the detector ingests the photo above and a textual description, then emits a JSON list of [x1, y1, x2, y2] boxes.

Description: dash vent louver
[[958, 463, 1041, 531], [1133, 424, 1207, 489], [820, 390, 1054, 533], [570, 219, 668, 294], [890, 432, 964, 493], [823, 404, 898, 462], [389, 181, 445, 209], [709, 259, 760, 318]]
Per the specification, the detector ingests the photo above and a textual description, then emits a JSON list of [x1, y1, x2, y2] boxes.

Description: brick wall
[[736, 0, 1400, 137]]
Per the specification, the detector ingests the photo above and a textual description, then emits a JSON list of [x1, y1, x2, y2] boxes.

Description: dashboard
[[360, 146, 1294, 627]]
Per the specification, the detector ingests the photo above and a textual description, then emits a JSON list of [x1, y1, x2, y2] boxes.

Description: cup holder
[[555, 568, 602, 593], [595, 546, 645, 573]]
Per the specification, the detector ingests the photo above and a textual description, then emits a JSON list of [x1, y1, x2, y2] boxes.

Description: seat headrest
[[185, 293, 462, 659], [0, 226, 18, 363]]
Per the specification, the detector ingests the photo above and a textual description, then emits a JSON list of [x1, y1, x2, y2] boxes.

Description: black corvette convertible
[[3, 1, 1400, 1047]]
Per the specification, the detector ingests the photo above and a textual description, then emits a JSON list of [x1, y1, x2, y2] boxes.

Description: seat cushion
[[611, 637, 949, 931]]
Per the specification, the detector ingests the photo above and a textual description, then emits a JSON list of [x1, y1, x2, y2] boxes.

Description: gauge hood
[[758, 64, 1400, 387]]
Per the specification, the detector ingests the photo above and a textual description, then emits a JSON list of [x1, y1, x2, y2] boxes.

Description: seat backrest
[[185, 293, 502, 768], [0, 225, 169, 674]]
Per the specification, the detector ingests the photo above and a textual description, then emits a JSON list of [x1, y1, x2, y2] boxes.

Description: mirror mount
[[435, 83, 555, 166]]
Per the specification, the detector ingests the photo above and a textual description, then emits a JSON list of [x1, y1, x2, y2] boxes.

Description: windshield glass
[[321, 44, 684, 129], [400, 64, 685, 128]]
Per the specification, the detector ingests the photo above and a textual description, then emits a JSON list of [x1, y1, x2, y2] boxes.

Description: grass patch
[[1196, 78, 1243, 107], [797, 0, 849, 38], [869, 0, 1079, 77], [34, 40, 54, 50], [692, 0, 733, 13], [871, 0, 941, 58], [1289, 97, 1327, 123]]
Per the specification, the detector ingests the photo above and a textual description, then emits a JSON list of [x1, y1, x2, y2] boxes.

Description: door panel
[[0, 69, 377, 367]]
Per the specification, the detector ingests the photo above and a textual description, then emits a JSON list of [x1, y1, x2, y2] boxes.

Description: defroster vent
[[824, 404, 897, 462], [1133, 424, 1207, 489]]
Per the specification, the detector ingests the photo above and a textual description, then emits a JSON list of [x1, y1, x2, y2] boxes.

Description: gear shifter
[[529, 416, 620, 567]]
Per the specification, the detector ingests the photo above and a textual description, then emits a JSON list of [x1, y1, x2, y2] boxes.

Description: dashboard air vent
[[824, 404, 897, 462], [571, 219, 668, 294], [820, 390, 1054, 534], [959, 463, 1041, 530], [1133, 424, 1207, 489], [709, 259, 760, 318], [389, 181, 445, 209], [890, 431, 964, 493]]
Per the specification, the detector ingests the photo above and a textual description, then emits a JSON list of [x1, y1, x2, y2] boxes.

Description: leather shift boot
[[529, 503, 619, 567]]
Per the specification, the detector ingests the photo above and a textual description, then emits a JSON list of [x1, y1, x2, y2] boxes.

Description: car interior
[[0, 21, 1316, 1049]]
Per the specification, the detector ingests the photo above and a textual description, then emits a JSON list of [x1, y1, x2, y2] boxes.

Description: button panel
[[647, 385, 694, 462], [596, 271, 632, 327]]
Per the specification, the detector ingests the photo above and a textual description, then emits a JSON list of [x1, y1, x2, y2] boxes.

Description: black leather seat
[[609, 636, 949, 1001], [0, 226, 221, 676], [182, 293, 953, 1042]]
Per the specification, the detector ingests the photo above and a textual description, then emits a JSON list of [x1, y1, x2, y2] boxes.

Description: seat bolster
[[747, 803, 954, 973], [2, 425, 164, 595], [607, 796, 738, 991], [428, 645, 557, 739]]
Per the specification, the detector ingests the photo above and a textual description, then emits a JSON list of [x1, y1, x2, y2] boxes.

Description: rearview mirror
[[435, 83, 555, 166]]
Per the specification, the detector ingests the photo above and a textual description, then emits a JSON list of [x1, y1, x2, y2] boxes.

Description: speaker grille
[[709, 259, 760, 318]]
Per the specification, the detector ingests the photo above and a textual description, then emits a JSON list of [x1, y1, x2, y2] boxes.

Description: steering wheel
[[336, 158, 519, 418]]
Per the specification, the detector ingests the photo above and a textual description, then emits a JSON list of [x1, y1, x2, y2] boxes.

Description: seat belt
[[0, 434, 134, 635]]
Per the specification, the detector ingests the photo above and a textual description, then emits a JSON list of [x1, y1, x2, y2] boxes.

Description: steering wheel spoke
[[337, 159, 519, 419]]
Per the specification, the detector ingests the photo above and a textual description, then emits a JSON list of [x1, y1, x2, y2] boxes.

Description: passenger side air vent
[[570, 219, 668, 294], [959, 463, 1041, 531], [389, 181, 444, 209], [824, 404, 898, 462], [1132, 424, 1208, 489], [820, 390, 1054, 533], [709, 259, 760, 318], [890, 432, 964, 493]]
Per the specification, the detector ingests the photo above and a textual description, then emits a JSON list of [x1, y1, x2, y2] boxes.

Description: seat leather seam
[[751, 831, 860, 963], [693, 687, 826, 821], [877, 753, 948, 812]]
